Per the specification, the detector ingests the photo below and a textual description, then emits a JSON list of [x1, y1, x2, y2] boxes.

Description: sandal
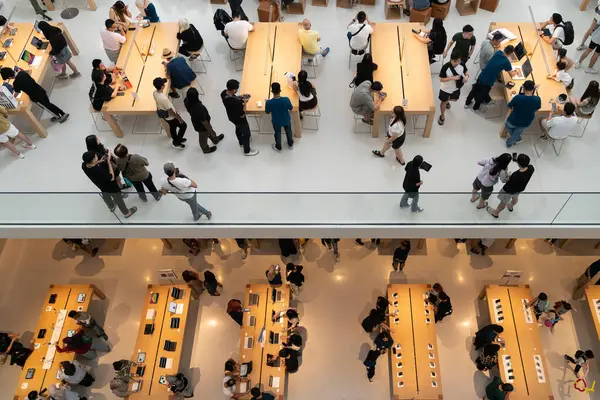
[[470, 194, 480, 203], [372, 150, 384, 157], [396, 157, 405, 165], [438, 116, 445, 125], [476, 201, 488, 209]]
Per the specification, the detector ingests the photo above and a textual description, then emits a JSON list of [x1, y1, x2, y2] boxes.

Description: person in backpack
[[564, 350, 595, 376], [476, 343, 500, 371], [363, 348, 381, 382], [434, 292, 452, 323], [347, 11, 374, 55], [538, 13, 571, 50], [159, 162, 211, 221], [437, 50, 469, 126]]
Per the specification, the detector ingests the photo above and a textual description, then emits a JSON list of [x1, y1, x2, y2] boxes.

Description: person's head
[[501, 383, 514, 393], [178, 19, 190, 33], [182, 270, 197, 283], [0, 67, 15, 80], [491, 32, 504, 46], [400, 239, 410, 248], [551, 13, 563, 25], [370, 81, 383, 92], [462, 24, 474, 39], [92, 59, 104, 70], [392, 105, 406, 126], [185, 87, 201, 105], [27, 391, 40, 400], [558, 48, 568, 59], [557, 61, 567, 71], [226, 79, 240, 94], [114, 144, 128, 158], [450, 50, 461, 67], [585, 350, 595, 359], [538, 292, 548, 301], [37, 21, 52, 37], [523, 80, 535, 93], [224, 358, 237, 372], [439, 291, 449, 302], [432, 283, 443, 292], [250, 387, 262, 397], [85, 134, 101, 152], [60, 361, 75, 375], [581, 80, 600, 105], [271, 82, 281, 96], [490, 153, 512, 176], [504, 45, 515, 57], [516, 153, 530, 169], [92, 70, 106, 84], [412, 155, 424, 169], [162, 48, 173, 61], [287, 262, 296, 272], [82, 151, 98, 166], [232, 10, 241, 20], [564, 101, 575, 116], [163, 162, 177, 177], [302, 18, 311, 30], [356, 11, 367, 23], [113, 360, 126, 370], [105, 19, 116, 31], [153, 77, 167, 91], [432, 18, 443, 31], [297, 70, 312, 97], [225, 378, 236, 388], [360, 53, 374, 66], [562, 301, 572, 311], [289, 333, 303, 346], [492, 325, 504, 334], [266, 265, 277, 280], [113, 1, 126, 10]]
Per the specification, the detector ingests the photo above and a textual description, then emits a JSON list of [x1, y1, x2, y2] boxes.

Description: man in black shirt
[[400, 155, 424, 212], [434, 292, 453, 323], [487, 153, 534, 218], [81, 151, 137, 218], [0, 67, 68, 122], [92, 59, 117, 86], [221, 79, 258, 156], [89, 70, 120, 111], [183, 87, 224, 154]]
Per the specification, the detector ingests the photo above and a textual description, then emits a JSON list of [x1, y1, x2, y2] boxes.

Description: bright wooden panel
[[399, 23, 435, 113], [372, 23, 404, 114], [241, 23, 275, 113]]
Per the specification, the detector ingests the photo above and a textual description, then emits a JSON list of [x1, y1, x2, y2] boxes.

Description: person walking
[[184, 87, 224, 154], [434, 292, 453, 323], [573, 259, 600, 299], [400, 155, 424, 212], [504, 80, 541, 148], [484, 376, 513, 400], [526, 292, 549, 321], [204, 270, 223, 296], [81, 151, 137, 218], [55, 329, 110, 360], [67, 310, 108, 340], [221, 79, 258, 156], [227, 299, 244, 326], [372, 105, 407, 165], [363, 348, 381, 383], [114, 144, 161, 202], [0, 105, 36, 159], [286, 263, 305, 297], [321, 238, 340, 261], [443, 24, 476, 65], [182, 270, 205, 298], [160, 163, 211, 221], [29, 0, 52, 21], [470, 154, 512, 210], [392, 240, 411, 271], [153, 77, 187, 149], [487, 154, 534, 218], [564, 350, 595, 376], [438, 51, 468, 125], [266, 82, 294, 152]]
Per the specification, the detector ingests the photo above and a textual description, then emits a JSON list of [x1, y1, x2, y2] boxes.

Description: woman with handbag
[[37, 21, 80, 79], [372, 105, 407, 165]]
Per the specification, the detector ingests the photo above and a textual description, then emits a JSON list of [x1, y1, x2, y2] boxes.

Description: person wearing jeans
[[504, 80, 541, 148], [221, 79, 258, 156], [153, 77, 187, 149], [400, 155, 424, 212], [160, 163, 211, 222], [265, 82, 294, 152], [114, 144, 161, 202]]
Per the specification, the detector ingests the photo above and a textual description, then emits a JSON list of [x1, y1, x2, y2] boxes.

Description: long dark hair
[[112, 1, 127, 21], [85, 134, 107, 154], [297, 70, 312, 98], [391, 106, 406, 127], [489, 153, 512, 176], [37, 21, 60, 41], [431, 18, 444, 33], [183, 87, 201, 113], [359, 53, 375, 68], [581, 80, 600, 107]]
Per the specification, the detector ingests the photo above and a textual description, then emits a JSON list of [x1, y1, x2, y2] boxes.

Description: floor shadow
[[468, 254, 494, 270], [358, 342, 372, 362], [473, 371, 491, 398], [315, 251, 336, 273], [554, 239, 600, 257], [74, 256, 106, 277], [436, 239, 462, 259], [301, 241, 322, 263], [530, 239, 557, 255]]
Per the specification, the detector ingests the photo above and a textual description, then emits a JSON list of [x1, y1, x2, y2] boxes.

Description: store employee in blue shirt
[[265, 82, 294, 153], [465, 45, 518, 112]]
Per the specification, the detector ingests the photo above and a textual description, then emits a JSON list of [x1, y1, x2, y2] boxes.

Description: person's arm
[[117, 32, 127, 43], [539, 20, 550, 30], [265, 100, 271, 115], [468, 40, 475, 59], [189, 180, 198, 189], [412, 32, 432, 44], [526, 297, 537, 308], [0, 106, 7, 118], [107, 152, 115, 181], [442, 39, 454, 58]]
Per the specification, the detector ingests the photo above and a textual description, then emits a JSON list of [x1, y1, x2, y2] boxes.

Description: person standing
[[0, 68, 69, 123], [400, 155, 424, 212], [479, 33, 503, 70], [392, 240, 411, 271], [160, 163, 211, 221], [473, 324, 503, 350], [372, 105, 407, 164], [539, 101, 577, 140], [266, 265, 283, 287], [28, 0, 52, 21], [363, 348, 381, 383], [527, 292, 549, 321], [101, 20, 127, 64], [81, 151, 137, 218], [487, 154, 534, 218], [221, 79, 258, 156], [153, 77, 187, 149], [504, 80, 541, 148], [38, 21, 81, 79], [438, 51, 468, 125], [164, 373, 193, 398], [470, 154, 512, 210], [227, 299, 244, 326], [55, 329, 110, 360], [204, 270, 223, 296], [411, 18, 447, 64], [0, 106, 36, 159], [443, 24, 476, 65], [182, 270, 204, 298], [114, 144, 161, 202], [286, 263, 305, 297], [565, 350, 595, 376], [465, 45, 516, 113], [236, 239, 250, 259], [184, 88, 224, 154], [573, 259, 600, 299], [266, 82, 294, 152], [321, 238, 340, 261], [67, 310, 108, 340], [434, 292, 452, 323]]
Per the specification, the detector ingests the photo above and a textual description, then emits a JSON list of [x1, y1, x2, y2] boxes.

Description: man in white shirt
[[160, 163, 211, 222], [222, 376, 249, 399], [101, 19, 126, 64], [575, 24, 600, 74], [347, 11, 374, 54], [538, 13, 565, 50], [540, 101, 577, 140], [223, 10, 254, 50], [153, 77, 187, 149]]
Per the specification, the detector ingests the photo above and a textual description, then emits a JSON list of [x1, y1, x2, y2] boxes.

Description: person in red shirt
[[56, 329, 110, 359]]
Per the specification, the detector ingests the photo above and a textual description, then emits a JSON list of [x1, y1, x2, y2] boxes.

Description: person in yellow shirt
[[0, 106, 36, 159], [297, 19, 330, 58]]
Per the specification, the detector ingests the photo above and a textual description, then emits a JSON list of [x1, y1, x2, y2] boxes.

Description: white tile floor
[[0, 0, 600, 225], [0, 238, 599, 400]]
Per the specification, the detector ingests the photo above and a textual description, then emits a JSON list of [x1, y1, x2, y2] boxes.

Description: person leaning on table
[[350, 80, 384, 125], [483, 376, 513, 399], [37, 21, 81, 79], [538, 13, 566, 50], [411, 18, 447, 64], [162, 48, 196, 99], [160, 162, 212, 222], [109, 1, 133, 33], [101, 19, 127, 64]]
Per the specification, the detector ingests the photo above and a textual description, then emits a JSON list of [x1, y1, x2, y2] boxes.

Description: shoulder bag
[[448, 64, 464, 89], [347, 23, 366, 41]]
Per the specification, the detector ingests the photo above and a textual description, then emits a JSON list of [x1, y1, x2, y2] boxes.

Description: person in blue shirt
[[465, 45, 518, 112], [135, 0, 159, 23], [250, 387, 275, 400], [162, 48, 196, 98], [265, 82, 294, 152], [505, 80, 541, 148]]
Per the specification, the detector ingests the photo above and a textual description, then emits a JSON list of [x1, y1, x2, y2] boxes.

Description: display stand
[[455, 0, 480, 15], [287, 0, 307, 13]]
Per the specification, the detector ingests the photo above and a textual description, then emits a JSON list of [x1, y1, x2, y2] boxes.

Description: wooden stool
[[312, 0, 328, 5], [431, 1, 450, 19], [258, 0, 279, 22], [385, 0, 404, 19], [455, 0, 480, 15], [479, 0, 498, 12], [336, 0, 353, 8], [287, 0, 306, 13], [409, 7, 432, 24]]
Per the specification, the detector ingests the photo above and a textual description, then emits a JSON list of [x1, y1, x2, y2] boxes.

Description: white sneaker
[[23, 143, 36, 149], [17, 153, 24, 159], [271, 143, 281, 153], [245, 149, 259, 156], [574, 61, 581, 69], [577, 44, 587, 51], [586, 68, 599, 74]]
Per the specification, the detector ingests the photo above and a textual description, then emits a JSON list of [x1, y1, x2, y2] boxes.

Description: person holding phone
[[438, 50, 468, 125], [159, 162, 211, 221], [411, 18, 447, 64], [487, 154, 535, 218], [400, 155, 425, 212]]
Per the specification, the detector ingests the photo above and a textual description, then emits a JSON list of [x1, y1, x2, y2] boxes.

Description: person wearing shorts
[[487, 154, 534, 218], [0, 106, 36, 159], [372, 105, 407, 164], [438, 50, 468, 125], [575, 27, 600, 74], [471, 154, 511, 210]]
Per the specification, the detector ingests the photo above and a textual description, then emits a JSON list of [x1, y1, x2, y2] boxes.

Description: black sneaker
[[124, 206, 138, 218], [214, 134, 225, 143], [203, 146, 217, 154], [169, 91, 180, 98], [181, 138, 187, 143]]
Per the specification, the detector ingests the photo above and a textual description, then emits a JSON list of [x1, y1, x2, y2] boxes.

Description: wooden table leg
[[87, 0, 97, 10], [417, 238, 425, 249], [60, 25, 79, 56], [102, 111, 124, 137], [558, 239, 570, 249], [595, 240, 600, 249], [478, 285, 488, 300], [506, 238, 516, 249], [372, 110, 380, 138], [292, 110, 301, 138], [42, 0, 55, 11], [161, 238, 173, 249], [22, 108, 47, 138], [423, 107, 435, 138], [581, 0, 591, 10], [92, 285, 107, 300]]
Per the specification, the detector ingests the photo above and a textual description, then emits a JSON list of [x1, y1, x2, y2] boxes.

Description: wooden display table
[[372, 23, 435, 138], [387, 284, 443, 399], [103, 23, 179, 138], [479, 285, 553, 399], [584, 286, 600, 341], [239, 284, 290, 399], [489, 22, 565, 138], [0, 22, 78, 138], [312, 0, 329, 6], [128, 284, 191, 398], [13, 285, 106, 400]]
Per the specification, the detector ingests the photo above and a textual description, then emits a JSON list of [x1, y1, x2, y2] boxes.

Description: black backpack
[[213, 9, 232, 32], [559, 22, 574, 46]]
